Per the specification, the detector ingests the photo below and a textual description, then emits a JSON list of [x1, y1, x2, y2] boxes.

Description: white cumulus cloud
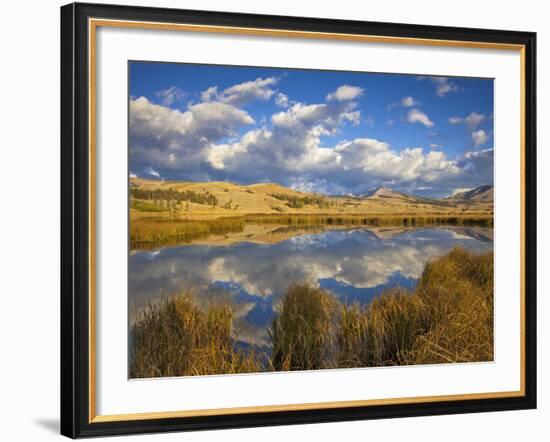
[[130, 77, 492, 196], [155, 86, 185, 106], [326, 85, 364, 102], [201, 77, 278, 106], [129, 96, 255, 177], [406, 108, 434, 128], [401, 96, 419, 107], [472, 129, 488, 146], [448, 111, 486, 128], [431, 77, 459, 97], [275, 92, 289, 107], [448, 116, 462, 125]]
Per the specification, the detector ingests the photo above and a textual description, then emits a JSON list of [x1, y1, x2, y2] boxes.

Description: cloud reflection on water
[[129, 226, 493, 347]]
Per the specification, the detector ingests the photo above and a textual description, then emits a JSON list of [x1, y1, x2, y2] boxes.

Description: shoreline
[[129, 215, 493, 250], [131, 211, 493, 222]]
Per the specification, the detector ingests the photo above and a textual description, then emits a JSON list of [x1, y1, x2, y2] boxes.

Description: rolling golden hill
[[129, 178, 493, 220]]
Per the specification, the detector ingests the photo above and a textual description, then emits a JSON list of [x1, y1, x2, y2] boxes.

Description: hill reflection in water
[[129, 226, 493, 348]]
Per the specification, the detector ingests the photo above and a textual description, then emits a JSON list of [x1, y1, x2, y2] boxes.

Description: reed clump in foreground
[[270, 283, 340, 371], [270, 247, 493, 370], [341, 246, 493, 367], [130, 292, 262, 378], [130, 247, 493, 377]]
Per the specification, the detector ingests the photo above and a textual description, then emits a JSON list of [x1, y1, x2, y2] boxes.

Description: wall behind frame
[[0, 0, 545, 441]]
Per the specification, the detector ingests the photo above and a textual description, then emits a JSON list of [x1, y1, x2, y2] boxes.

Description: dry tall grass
[[130, 217, 245, 250], [411, 247, 494, 364], [245, 214, 493, 227], [337, 247, 493, 367], [272, 247, 493, 370], [270, 283, 339, 371], [130, 292, 262, 378], [338, 288, 426, 367], [130, 214, 493, 250]]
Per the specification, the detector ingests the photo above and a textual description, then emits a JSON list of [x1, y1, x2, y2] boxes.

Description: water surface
[[129, 225, 493, 349]]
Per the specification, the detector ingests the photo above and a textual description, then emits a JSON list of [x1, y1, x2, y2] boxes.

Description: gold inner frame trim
[[88, 17, 527, 424]]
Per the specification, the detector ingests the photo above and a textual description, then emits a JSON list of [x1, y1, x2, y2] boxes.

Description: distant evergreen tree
[[269, 193, 332, 209], [130, 187, 218, 207]]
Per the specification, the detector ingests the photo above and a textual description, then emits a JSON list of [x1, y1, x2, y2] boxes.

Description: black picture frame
[[61, 2, 537, 438]]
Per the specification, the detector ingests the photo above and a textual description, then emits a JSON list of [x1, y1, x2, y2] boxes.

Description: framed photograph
[[60, 2, 536, 438]]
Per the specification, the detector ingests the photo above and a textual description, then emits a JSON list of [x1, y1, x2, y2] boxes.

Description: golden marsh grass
[[130, 291, 264, 378], [130, 214, 493, 250]]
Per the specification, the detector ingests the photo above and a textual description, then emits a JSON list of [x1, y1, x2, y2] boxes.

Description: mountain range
[[446, 185, 494, 203]]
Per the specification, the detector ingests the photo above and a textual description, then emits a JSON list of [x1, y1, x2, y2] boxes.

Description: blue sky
[[129, 61, 493, 197]]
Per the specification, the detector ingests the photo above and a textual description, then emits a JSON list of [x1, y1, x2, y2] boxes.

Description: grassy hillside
[[130, 178, 493, 220]]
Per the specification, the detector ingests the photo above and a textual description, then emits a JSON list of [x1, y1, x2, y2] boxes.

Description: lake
[[129, 224, 493, 351]]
